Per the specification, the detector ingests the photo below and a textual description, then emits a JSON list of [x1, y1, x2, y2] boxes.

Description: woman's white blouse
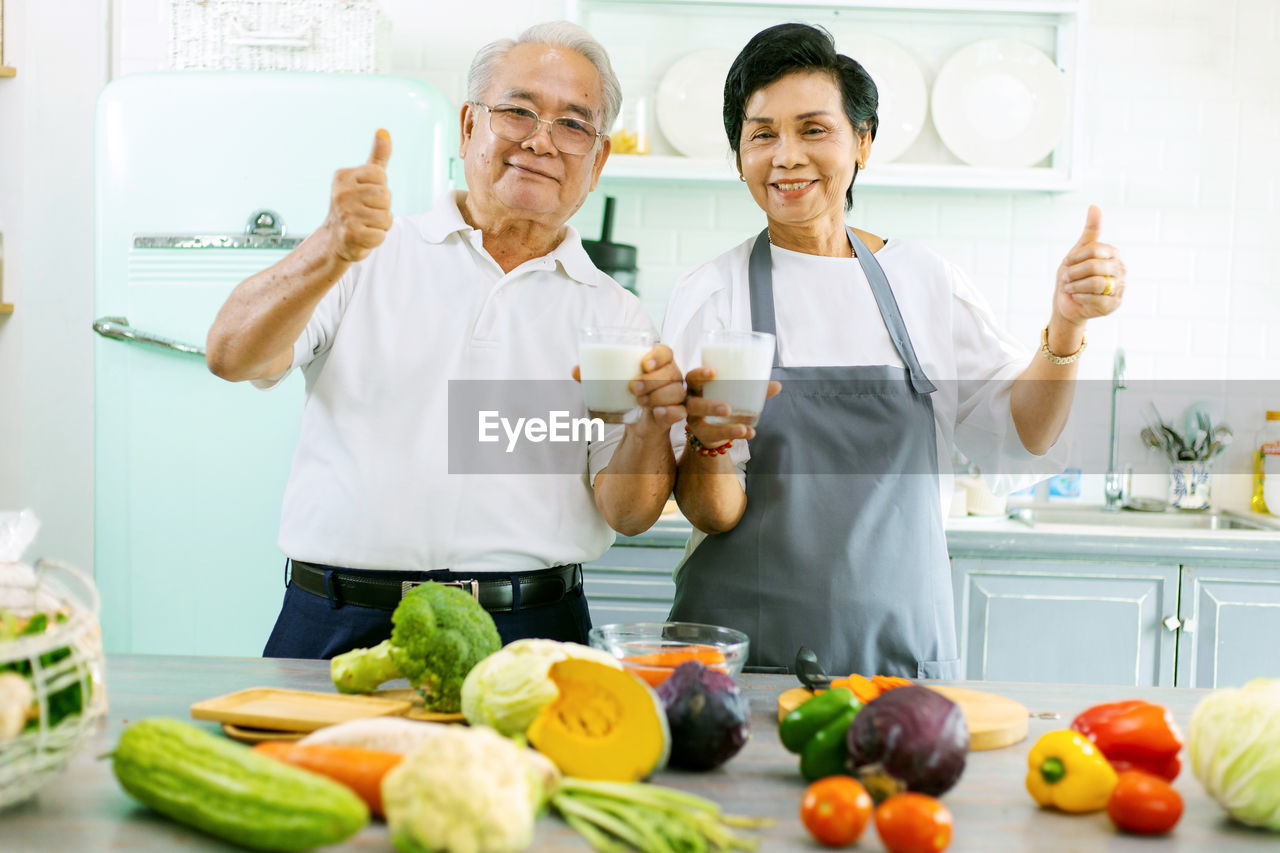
[[662, 234, 1068, 544]]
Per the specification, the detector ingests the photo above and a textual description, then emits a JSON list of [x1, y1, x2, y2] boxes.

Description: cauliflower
[[381, 725, 552, 853], [331, 581, 500, 711], [461, 639, 622, 736]]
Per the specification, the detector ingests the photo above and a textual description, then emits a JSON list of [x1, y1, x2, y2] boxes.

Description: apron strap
[[747, 228, 781, 368], [747, 225, 937, 394], [846, 227, 936, 396]]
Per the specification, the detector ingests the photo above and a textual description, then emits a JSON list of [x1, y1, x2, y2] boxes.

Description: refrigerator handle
[[93, 316, 206, 357]]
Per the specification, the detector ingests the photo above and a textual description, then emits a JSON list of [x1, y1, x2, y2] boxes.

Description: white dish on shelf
[[655, 49, 736, 160], [930, 38, 1067, 169], [837, 34, 926, 164]]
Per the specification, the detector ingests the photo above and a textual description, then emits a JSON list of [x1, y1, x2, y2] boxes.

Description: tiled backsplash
[[115, 0, 1280, 506]]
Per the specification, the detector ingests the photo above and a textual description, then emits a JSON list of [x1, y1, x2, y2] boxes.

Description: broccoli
[[330, 581, 501, 711]]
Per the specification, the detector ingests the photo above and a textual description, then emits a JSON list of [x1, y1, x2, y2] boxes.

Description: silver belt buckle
[[401, 579, 479, 600]]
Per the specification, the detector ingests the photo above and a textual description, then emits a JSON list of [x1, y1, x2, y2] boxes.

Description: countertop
[[1, 655, 1276, 851], [620, 508, 1280, 566]]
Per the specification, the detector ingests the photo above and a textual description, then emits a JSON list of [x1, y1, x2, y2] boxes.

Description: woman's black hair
[[723, 23, 879, 212]]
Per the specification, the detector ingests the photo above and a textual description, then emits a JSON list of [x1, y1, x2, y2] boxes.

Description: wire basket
[[169, 0, 382, 72], [0, 558, 106, 809]]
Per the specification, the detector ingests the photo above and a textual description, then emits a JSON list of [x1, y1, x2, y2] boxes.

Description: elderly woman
[[663, 23, 1125, 677]]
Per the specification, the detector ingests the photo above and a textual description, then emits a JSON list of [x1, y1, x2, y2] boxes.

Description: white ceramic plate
[[931, 38, 1068, 168], [837, 34, 927, 164], [655, 49, 737, 159]]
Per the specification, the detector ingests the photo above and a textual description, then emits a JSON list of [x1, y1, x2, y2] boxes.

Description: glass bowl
[[588, 621, 749, 687]]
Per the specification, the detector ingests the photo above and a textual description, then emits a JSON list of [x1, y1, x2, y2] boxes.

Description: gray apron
[[670, 227, 960, 679]]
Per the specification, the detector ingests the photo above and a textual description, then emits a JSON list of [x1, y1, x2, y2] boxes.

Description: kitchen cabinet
[[567, 0, 1084, 191], [951, 557, 1180, 687], [1175, 564, 1280, 688], [583, 529, 684, 625]]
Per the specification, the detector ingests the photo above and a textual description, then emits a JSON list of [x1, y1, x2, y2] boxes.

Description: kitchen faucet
[[1104, 347, 1127, 510]]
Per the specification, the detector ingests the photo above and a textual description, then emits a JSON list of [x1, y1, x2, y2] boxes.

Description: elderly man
[[205, 22, 682, 658]]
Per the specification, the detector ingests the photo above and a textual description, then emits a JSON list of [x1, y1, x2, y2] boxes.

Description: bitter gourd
[[112, 717, 368, 851]]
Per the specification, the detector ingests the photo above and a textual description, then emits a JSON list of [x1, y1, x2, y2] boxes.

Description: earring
[[738, 174, 746, 182]]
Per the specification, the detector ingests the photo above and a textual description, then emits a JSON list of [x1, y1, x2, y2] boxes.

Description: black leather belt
[[288, 560, 582, 613]]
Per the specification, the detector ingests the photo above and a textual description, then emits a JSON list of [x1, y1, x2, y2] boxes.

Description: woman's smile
[[771, 178, 819, 197]]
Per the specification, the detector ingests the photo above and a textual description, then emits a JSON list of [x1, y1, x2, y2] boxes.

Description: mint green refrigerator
[[93, 72, 457, 655]]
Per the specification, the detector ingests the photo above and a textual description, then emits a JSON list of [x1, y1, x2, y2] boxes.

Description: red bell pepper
[[1070, 700, 1183, 781]]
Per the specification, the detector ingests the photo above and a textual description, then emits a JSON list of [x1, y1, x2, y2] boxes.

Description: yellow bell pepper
[[1025, 730, 1118, 813]]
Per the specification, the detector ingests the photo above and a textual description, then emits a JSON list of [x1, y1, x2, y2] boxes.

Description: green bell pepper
[[778, 688, 862, 780]]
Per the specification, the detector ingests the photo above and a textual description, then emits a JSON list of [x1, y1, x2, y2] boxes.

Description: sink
[[1007, 505, 1280, 532]]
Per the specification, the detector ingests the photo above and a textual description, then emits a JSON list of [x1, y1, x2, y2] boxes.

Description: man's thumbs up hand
[[324, 129, 394, 264], [1053, 204, 1126, 327]]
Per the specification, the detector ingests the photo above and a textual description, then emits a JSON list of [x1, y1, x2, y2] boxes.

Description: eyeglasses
[[470, 101, 603, 156]]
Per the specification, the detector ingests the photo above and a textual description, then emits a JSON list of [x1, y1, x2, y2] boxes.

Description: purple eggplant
[[656, 661, 750, 770], [846, 684, 969, 800]]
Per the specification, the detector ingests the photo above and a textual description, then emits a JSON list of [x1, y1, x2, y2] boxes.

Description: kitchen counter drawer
[[584, 544, 683, 627]]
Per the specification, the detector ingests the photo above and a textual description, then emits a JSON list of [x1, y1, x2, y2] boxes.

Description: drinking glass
[[700, 330, 775, 426], [578, 327, 657, 423]]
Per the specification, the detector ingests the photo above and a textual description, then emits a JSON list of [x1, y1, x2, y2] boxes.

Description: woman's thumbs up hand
[[323, 129, 394, 264], [1052, 204, 1126, 327]]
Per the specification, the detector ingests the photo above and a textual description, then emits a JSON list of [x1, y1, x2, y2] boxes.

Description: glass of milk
[[578, 327, 657, 423], [700, 330, 775, 426]]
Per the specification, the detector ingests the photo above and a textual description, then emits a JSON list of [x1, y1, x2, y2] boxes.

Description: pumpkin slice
[[526, 658, 670, 782]]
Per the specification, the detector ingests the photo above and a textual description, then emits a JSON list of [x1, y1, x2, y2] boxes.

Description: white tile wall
[[108, 0, 1280, 506]]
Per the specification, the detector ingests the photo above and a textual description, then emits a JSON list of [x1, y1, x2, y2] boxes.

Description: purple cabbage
[[846, 684, 969, 800], [656, 661, 750, 771]]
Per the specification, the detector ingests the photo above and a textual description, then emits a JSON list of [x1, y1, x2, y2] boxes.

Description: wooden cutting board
[[190, 687, 413, 733], [777, 685, 1029, 751]]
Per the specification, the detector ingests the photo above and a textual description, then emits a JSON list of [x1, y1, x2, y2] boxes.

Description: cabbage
[[460, 639, 621, 736], [1187, 678, 1280, 831]]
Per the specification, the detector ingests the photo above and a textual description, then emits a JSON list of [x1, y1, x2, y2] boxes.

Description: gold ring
[[1102, 275, 1114, 296]]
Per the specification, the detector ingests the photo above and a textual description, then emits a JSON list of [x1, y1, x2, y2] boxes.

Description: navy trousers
[[262, 570, 593, 660]]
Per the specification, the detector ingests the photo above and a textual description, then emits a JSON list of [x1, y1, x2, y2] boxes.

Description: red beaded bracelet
[[685, 425, 733, 457]]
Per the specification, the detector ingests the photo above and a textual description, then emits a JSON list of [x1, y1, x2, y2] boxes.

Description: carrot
[[623, 646, 728, 686], [845, 674, 881, 705], [253, 741, 402, 817], [870, 675, 912, 693]]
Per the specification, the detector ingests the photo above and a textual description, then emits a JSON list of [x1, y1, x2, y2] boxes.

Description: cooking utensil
[[794, 645, 835, 691], [581, 196, 637, 293]]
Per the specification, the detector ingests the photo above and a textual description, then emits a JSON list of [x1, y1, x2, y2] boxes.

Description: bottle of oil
[[1252, 410, 1280, 513]]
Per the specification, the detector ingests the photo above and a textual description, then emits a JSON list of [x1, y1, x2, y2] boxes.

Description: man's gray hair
[[467, 21, 622, 134]]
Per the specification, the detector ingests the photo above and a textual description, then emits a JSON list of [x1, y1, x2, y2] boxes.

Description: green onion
[[551, 777, 772, 853]]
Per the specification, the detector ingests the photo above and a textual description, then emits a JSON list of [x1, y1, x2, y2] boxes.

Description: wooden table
[[0, 655, 1275, 851]]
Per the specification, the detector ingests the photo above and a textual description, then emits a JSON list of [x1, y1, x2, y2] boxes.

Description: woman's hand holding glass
[[685, 367, 783, 450], [1053, 204, 1126, 327]]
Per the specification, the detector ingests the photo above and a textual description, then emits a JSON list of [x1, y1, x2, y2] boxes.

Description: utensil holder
[[1169, 461, 1211, 510]]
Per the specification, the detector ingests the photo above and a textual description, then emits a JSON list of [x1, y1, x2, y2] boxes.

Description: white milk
[[701, 341, 774, 425], [579, 343, 648, 422]]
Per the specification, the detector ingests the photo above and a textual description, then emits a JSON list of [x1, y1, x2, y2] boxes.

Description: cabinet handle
[[1162, 615, 1181, 632]]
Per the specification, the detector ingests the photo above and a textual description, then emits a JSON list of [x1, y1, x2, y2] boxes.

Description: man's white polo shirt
[[258, 191, 655, 572]]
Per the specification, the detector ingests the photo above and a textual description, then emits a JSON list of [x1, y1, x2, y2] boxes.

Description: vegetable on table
[[0, 671, 34, 741], [1025, 730, 1118, 813], [330, 580, 501, 712], [1070, 699, 1183, 780], [801, 776, 873, 848], [381, 724, 548, 853], [0, 609, 86, 729], [527, 657, 670, 782], [110, 717, 368, 852], [1187, 677, 1280, 831], [846, 685, 968, 801], [299, 716, 455, 752], [551, 776, 771, 853], [778, 687, 861, 781], [656, 660, 750, 771], [460, 638, 622, 736], [252, 741, 402, 818], [1106, 770, 1184, 835], [828, 674, 912, 706], [873, 792, 952, 853]]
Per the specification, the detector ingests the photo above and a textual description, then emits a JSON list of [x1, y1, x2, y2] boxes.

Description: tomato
[[800, 776, 873, 847], [874, 792, 953, 853], [1106, 770, 1184, 835]]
